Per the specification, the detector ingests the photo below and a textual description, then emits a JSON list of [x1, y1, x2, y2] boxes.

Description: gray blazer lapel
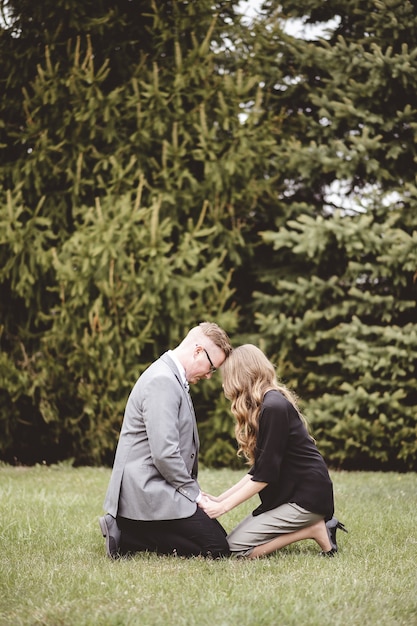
[[160, 352, 199, 447]]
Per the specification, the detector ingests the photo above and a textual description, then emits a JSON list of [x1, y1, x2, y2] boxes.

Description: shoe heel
[[326, 517, 348, 552]]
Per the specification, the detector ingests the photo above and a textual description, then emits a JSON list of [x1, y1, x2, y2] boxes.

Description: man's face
[[186, 344, 224, 384]]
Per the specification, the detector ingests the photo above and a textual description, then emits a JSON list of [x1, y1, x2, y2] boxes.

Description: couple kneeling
[[100, 323, 347, 560]]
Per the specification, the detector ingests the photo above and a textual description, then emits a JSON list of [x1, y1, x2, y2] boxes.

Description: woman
[[199, 345, 347, 558]]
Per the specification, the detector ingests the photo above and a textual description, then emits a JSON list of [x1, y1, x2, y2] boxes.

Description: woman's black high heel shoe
[[325, 517, 348, 553]]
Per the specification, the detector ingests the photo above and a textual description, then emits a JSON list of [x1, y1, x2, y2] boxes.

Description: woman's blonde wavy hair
[[221, 344, 311, 465]]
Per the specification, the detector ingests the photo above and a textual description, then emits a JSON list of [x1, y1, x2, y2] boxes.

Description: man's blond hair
[[184, 322, 232, 357]]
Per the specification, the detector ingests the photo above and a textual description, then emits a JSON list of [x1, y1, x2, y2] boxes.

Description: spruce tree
[[0, 0, 275, 464], [250, 0, 417, 469]]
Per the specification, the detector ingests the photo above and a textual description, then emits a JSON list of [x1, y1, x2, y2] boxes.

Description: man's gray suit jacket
[[103, 352, 201, 521]]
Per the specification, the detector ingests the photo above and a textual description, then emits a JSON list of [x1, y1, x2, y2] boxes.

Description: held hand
[[201, 491, 221, 503], [198, 497, 227, 519]]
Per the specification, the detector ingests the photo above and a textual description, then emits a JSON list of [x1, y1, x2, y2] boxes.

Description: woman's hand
[[201, 491, 221, 503], [198, 497, 227, 519]]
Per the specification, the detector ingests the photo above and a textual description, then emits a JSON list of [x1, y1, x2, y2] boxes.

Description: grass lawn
[[0, 464, 416, 626]]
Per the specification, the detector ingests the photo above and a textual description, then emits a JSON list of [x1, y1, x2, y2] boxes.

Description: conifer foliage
[[0, 0, 271, 464], [251, 0, 417, 469], [1, 0, 416, 470]]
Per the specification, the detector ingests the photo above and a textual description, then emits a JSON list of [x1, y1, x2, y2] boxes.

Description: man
[[99, 322, 232, 559]]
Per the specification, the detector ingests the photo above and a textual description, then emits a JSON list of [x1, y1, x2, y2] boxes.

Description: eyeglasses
[[202, 347, 216, 374]]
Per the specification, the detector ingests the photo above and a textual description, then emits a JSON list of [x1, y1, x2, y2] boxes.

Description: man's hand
[[201, 491, 221, 502], [198, 496, 227, 519]]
